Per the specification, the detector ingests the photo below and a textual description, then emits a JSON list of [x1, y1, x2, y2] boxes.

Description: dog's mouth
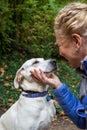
[[44, 73, 52, 78], [44, 66, 57, 73]]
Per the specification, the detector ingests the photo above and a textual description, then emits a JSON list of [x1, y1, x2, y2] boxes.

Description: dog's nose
[[50, 59, 57, 66]]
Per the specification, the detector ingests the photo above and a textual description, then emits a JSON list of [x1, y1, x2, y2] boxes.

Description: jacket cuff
[[76, 106, 87, 118], [53, 83, 68, 97]]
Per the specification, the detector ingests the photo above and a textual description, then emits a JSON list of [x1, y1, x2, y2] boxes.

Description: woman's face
[[55, 34, 85, 68]]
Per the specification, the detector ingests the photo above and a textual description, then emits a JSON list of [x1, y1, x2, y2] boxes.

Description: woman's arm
[[54, 83, 86, 129]]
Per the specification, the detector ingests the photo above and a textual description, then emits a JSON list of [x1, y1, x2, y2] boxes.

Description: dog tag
[[46, 95, 52, 102]]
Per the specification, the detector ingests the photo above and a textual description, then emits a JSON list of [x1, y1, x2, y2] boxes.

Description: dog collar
[[22, 91, 48, 98]]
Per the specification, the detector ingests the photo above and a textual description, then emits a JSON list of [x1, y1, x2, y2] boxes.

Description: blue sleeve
[[53, 83, 86, 129]]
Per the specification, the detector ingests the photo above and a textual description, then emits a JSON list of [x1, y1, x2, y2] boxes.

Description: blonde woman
[[31, 2, 87, 129]]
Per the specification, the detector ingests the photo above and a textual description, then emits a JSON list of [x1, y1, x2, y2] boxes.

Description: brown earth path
[[49, 115, 80, 130]]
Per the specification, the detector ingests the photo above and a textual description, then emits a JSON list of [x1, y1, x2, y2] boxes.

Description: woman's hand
[[30, 69, 62, 88]]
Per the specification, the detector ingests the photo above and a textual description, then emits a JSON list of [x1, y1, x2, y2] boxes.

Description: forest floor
[[49, 115, 80, 130]]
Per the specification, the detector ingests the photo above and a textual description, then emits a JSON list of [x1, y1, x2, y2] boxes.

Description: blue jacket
[[53, 59, 87, 129]]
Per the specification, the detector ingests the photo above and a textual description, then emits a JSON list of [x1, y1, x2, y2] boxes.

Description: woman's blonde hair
[[54, 2, 87, 38]]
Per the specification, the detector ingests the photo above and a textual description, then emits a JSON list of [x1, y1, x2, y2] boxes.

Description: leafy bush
[[0, 0, 56, 57], [1, 0, 87, 57]]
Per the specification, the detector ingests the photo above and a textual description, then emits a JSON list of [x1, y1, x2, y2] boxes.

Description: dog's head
[[14, 58, 57, 92]]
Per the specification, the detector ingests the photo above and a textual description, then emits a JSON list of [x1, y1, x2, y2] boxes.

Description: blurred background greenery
[[0, 0, 86, 112]]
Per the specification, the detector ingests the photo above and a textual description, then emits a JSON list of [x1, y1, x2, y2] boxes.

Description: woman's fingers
[[31, 69, 49, 84], [39, 70, 49, 84], [31, 69, 62, 88], [30, 69, 42, 81], [34, 69, 41, 79]]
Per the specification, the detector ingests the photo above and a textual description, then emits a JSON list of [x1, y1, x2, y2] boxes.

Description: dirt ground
[[0, 110, 80, 130], [49, 115, 80, 130]]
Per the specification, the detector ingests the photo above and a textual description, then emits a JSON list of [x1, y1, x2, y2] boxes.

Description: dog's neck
[[20, 79, 49, 92]]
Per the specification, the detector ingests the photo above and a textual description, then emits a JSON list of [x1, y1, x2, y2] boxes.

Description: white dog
[[0, 58, 57, 130]]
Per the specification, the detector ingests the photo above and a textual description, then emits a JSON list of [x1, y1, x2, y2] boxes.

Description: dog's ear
[[14, 73, 19, 88], [14, 72, 24, 88]]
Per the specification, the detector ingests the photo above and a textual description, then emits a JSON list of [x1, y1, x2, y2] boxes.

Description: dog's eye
[[33, 61, 39, 65], [21, 67, 24, 70]]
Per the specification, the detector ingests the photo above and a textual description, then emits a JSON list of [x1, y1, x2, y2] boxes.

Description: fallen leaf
[[4, 82, 10, 87], [60, 111, 65, 116], [6, 75, 12, 79], [0, 68, 5, 76], [8, 98, 13, 103]]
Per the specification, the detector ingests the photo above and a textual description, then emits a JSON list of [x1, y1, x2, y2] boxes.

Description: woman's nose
[[59, 49, 63, 56]]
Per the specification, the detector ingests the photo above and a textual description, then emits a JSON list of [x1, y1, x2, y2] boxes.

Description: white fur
[[0, 58, 56, 130]]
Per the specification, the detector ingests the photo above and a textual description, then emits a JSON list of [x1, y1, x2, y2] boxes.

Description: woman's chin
[[69, 62, 80, 68]]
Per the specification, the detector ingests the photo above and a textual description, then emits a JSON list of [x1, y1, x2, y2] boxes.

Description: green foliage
[[20, 0, 57, 58], [0, 0, 56, 57], [0, 0, 87, 57]]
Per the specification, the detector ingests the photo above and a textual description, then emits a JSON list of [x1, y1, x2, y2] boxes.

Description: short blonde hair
[[54, 2, 87, 38]]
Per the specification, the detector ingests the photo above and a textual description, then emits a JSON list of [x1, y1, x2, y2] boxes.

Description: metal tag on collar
[[46, 94, 52, 102]]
